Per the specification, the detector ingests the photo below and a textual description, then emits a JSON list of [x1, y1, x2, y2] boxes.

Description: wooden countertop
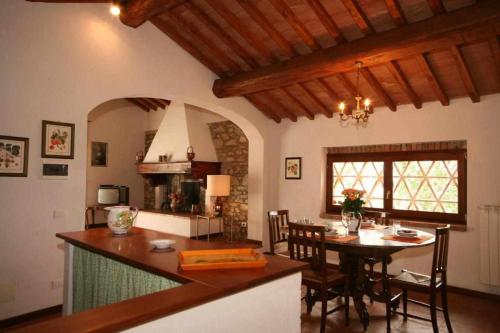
[[14, 227, 306, 333]]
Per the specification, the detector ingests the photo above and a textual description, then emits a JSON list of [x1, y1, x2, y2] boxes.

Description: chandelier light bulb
[[339, 102, 346, 113], [110, 5, 121, 16]]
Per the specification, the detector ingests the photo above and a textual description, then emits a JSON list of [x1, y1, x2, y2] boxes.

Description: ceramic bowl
[[149, 239, 176, 249]]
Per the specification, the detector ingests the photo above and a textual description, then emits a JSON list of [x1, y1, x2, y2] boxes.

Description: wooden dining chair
[[267, 210, 289, 256], [84, 207, 107, 230], [387, 224, 452, 333], [288, 222, 347, 333]]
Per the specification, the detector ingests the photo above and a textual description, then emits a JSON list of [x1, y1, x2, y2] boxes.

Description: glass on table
[[392, 220, 401, 235]]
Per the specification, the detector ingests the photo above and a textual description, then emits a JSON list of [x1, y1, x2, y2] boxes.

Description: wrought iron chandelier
[[338, 61, 373, 123]]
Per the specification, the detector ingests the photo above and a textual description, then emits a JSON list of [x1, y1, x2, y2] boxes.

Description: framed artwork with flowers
[[42, 120, 75, 159], [285, 157, 301, 180], [0, 135, 29, 177]]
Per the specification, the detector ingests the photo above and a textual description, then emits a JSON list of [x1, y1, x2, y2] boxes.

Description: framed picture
[[0, 135, 29, 177], [42, 120, 75, 159], [285, 157, 301, 180], [91, 142, 108, 167]]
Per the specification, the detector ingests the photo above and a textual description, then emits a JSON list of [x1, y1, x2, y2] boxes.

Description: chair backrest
[[267, 210, 289, 255], [85, 207, 93, 230], [431, 224, 451, 281], [287, 222, 327, 279]]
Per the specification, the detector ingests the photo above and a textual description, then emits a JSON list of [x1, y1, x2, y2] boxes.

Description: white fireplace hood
[[144, 101, 218, 163]]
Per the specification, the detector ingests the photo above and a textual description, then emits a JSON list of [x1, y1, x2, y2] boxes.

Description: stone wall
[[144, 130, 157, 209], [208, 121, 249, 240]]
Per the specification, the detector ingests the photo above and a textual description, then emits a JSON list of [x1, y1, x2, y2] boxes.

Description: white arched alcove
[[87, 95, 266, 242]]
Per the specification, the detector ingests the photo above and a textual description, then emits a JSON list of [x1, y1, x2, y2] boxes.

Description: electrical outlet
[[240, 222, 247, 227], [53, 209, 65, 218], [50, 280, 64, 290]]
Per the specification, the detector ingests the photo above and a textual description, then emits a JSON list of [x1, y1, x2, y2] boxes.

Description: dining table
[[324, 224, 435, 330]]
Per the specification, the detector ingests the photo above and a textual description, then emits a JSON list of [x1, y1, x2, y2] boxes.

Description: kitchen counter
[[14, 227, 306, 332], [139, 209, 198, 218]]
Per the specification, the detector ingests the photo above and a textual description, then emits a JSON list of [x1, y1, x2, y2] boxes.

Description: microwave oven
[[97, 185, 129, 205]]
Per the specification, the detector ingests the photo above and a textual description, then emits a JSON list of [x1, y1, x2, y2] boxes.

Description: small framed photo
[[0, 135, 29, 177], [91, 142, 108, 167], [42, 120, 75, 159], [285, 157, 301, 180]]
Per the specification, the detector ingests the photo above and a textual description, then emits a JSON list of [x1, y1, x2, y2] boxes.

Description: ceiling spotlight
[[110, 5, 121, 16]]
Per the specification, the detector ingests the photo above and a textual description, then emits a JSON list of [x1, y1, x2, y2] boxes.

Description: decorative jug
[[104, 206, 139, 235]]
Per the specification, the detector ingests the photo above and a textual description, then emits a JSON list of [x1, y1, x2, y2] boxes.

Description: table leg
[[340, 253, 370, 330]]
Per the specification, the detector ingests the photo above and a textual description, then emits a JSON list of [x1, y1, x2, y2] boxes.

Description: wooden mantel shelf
[[137, 161, 221, 175], [13, 228, 306, 333]]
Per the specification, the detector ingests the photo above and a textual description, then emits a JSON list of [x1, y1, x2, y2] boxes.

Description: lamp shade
[[206, 175, 231, 197]]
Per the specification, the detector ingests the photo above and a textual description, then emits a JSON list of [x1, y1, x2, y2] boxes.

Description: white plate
[[149, 239, 176, 249]]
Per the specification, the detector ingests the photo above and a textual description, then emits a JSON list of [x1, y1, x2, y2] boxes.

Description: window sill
[[319, 212, 467, 232]]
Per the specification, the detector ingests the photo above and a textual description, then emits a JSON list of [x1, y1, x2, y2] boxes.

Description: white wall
[[86, 99, 147, 208], [0, 0, 271, 319], [275, 95, 500, 295]]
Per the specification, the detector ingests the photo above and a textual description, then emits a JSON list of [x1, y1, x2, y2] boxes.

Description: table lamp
[[206, 175, 231, 217]]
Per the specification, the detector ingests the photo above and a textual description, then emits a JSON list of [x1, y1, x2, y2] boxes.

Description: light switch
[[53, 209, 66, 218]]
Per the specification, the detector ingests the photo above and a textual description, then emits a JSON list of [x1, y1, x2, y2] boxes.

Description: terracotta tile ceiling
[[31, 0, 500, 122]]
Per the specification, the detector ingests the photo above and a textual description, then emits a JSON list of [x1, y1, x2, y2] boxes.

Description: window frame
[[325, 149, 467, 224]]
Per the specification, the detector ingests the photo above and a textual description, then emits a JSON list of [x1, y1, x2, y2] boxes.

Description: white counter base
[[136, 211, 222, 239], [123, 272, 302, 333]]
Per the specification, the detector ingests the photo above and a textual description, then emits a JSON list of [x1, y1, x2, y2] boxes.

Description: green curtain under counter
[[72, 246, 181, 313]]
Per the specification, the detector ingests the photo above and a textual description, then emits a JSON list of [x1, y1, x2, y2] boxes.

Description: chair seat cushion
[[391, 270, 441, 288], [302, 268, 345, 288]]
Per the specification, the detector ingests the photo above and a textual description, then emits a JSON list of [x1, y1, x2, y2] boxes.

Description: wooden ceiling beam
[[306, 0, 346, 44], [27, 1, 108, 2], [317, 78, 341, 105], [489, 35, 500, 80], [163, 10, 241, 74], [340, 0, 375, 36], [245, 94, 282, 123], [237, 0, 297, 58], [261, 91, 298, 122], [205, 0, 277, 63], [336, 73, 360, 99], [360, 67, 397, 111], [384, 0, 407, 27], [278, 87, 315, 120], [184, 2, 259, 69], [296, 83, 333, 118], [126, 98, 149, 112], [212, 1, 500, 98], [386, 60, 422, 109], [136, 98, 157, 110], [150, 16, 225, 76], [148, 98, 168, 109], [119, 0, 187, 28], [270, 0, 320, 51], [450, 46, 480, 103], [415, 54, 449, 106], [427, 0, 446, 15]]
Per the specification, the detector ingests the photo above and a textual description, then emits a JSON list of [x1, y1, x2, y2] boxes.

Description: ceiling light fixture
[[110, 4, 121, 16], [338, 61, 373, 123]]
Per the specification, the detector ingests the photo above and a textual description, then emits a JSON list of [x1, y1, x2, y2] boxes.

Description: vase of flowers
[[340, 188, 365, 233], [168, 192, 183, 212]]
